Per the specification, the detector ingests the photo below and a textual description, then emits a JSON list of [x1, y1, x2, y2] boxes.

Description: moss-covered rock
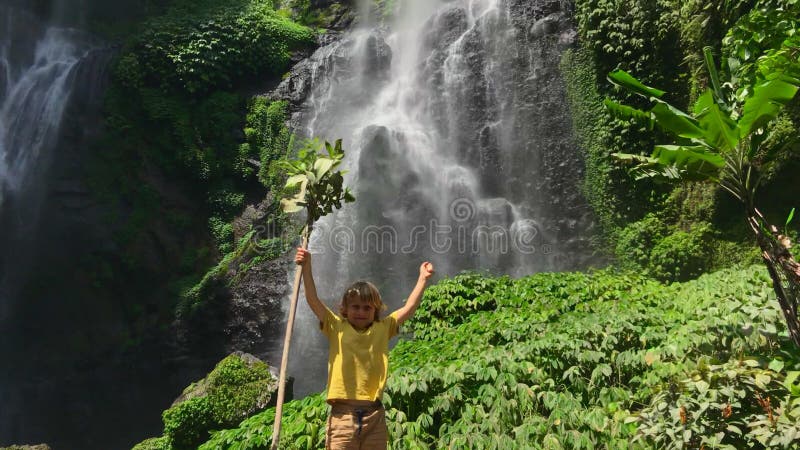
[[157, 352, 277, 450], [0, 446, 52, 450], [131, 436, 170, 450]]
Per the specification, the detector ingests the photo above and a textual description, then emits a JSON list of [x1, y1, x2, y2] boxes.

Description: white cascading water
[[0, 3, 97, 324], [281, 0, 594, 396]]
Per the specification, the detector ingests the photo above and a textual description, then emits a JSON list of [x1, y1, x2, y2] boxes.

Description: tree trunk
[[747, 209, 800, 347]]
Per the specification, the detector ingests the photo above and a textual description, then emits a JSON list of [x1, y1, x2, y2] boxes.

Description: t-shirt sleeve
[[387, 311, 400, 338], [319, 304, 340, 339]]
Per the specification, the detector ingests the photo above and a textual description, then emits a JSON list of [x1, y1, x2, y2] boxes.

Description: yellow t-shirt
[[320, 306, 399, 402]]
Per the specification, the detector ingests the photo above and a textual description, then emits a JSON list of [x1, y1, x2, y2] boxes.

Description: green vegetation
[[131, 436, 171, 450], [179, 266, 800, 448], [278, 139, 355, 229], [84, 0, 320, 329], [563, 0, 800, 278], [133, 353, 276, 450], [275, 0, 350, 28], [602, 3, 800, 341], [124, 0, 314, 94], [239, 98, 295, 189]]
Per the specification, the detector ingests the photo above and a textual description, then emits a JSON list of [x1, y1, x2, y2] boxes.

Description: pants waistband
[[329, 401, 383, 413]]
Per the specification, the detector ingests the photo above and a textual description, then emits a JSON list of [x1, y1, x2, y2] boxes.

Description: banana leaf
[[650, 100, 706, 140], [613, 144, 724, 183], [693, 90, 740, 152], [607, 69, 666, 99], [603, 98, 653, 127], [739, 76, 799, 140]]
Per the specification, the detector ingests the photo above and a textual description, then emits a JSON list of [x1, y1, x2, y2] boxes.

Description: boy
[[294, 247, 434, 449]]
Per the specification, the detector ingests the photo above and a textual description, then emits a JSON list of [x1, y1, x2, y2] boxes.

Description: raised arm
[[295, 247, 327, 323], [394, 262, 434, 325]]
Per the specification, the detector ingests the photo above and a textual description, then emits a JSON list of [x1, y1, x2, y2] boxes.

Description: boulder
[[161, 352, 280, 450]]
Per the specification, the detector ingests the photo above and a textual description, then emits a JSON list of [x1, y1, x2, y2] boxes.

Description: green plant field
[[192, 266, 800, 449]]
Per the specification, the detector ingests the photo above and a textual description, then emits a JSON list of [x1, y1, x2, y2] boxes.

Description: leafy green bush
[[163, 397, 215, 450], [722, 0, 800, 96], [209, 216, 235, 254], [637, 358, 800, 449], [615, 217, 713, 282], [615, 214, 669, 270], [200, 394, 328, 450], [650, 222, 713, 282], [403, 272, 512, 340]]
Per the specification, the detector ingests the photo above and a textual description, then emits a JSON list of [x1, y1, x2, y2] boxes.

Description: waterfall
[[0, 4, 100, 322], [281, 0, 595, 396], [0, 3, 116, 447]]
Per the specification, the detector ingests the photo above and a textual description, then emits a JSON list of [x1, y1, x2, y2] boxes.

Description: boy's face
[[345, 297, 376, 330]]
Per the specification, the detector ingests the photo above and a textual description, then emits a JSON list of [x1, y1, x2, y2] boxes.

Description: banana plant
[[271, 138, 354, 449], [607, 45, 800, 346]]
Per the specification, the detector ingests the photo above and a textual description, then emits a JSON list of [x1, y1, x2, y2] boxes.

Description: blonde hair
[[339, 281, 386, 321]]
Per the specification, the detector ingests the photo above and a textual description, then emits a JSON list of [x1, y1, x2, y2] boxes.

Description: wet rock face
[[225, 259, 291, 352], [273, 29, 393, 134], [362, 33, 392, 80], [174, 255, 291, 361], [417, 5, 468, 134], [310, 0, 350, 8]]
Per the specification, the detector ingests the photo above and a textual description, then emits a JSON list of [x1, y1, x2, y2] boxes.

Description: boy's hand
[[419, 262, 434, 281], [295, 247, 311, 266]]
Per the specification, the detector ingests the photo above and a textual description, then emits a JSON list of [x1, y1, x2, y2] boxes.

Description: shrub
[[615, 214, 669, 271], [650, 223, 713, 282], [163, 397, 215, 450], [209, 216, 235, 254]]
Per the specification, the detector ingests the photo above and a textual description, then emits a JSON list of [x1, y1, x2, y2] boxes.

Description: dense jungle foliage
[[563, 0, 799, 282]]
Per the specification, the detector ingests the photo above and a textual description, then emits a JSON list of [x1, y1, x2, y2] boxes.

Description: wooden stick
[[271, 235, 308, 450]]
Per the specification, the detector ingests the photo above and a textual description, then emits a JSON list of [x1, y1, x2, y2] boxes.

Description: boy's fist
[[420, 262, 434, 280], [295, 247, 311, 266]]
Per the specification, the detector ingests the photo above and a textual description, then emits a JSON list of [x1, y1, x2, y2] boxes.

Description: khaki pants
[[326, 403, 387, 449]]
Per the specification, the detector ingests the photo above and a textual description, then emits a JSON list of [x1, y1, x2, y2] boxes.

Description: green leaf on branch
[[313, 158, 336, 180], [284, 174, 306, 188], [278, 139, 355, 232]]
